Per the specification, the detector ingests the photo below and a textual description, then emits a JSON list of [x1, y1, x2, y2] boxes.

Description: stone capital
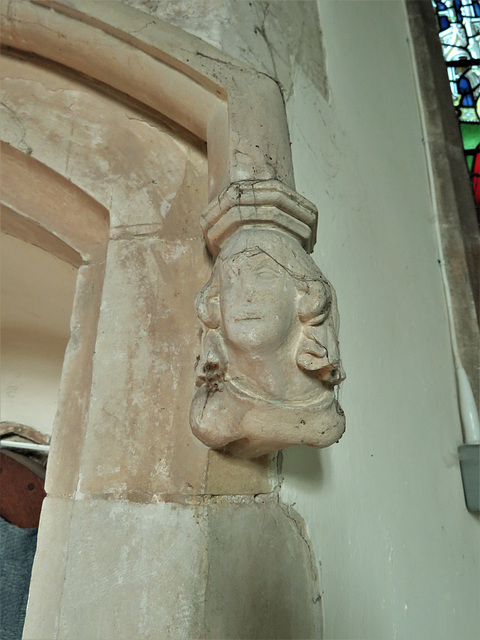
[[201, 179, 318, 257]]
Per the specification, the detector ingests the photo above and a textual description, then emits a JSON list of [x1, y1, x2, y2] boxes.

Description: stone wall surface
[[204, 495, 322, 639], [1, 4, 327, 637], [122, 0, 328, 102], [0, 54, 206, 229], [77, 235, 211, 499], [24, 495, 321, 640]]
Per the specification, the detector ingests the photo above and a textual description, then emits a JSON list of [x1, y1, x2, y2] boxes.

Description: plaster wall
[[280, 2, 480, 639]]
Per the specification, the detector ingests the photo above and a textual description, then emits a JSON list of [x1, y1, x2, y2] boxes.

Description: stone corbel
[[190, 179, 346, 458]]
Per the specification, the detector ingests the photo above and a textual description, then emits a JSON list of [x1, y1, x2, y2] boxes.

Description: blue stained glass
[[459, 76, 475, 104], [439, 14, 450, 29], [433, 0, 480, 123], [433, 0, 480, 219]]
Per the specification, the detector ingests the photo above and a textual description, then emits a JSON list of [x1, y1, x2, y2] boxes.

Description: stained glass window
[[433, 0, 480, 221]]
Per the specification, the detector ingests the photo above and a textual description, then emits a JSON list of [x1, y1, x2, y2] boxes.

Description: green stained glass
[[460, 122, 480, 168]]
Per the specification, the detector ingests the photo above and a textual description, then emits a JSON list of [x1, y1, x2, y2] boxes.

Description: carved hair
[[195, 230, 345, 388]]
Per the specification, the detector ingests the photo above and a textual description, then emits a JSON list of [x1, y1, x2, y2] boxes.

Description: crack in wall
[[0, 101, 33, 155]]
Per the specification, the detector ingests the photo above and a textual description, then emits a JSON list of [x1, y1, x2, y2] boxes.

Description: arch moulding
[[1, 0, 294, 197]]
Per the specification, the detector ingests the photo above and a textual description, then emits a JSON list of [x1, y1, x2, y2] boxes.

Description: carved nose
[[244, 282, 254, 302]]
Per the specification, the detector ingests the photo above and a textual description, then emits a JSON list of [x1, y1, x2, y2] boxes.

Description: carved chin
[[226, 322, 267, 347], [190, 381, 345, 459], [222, 320, 296, 353]]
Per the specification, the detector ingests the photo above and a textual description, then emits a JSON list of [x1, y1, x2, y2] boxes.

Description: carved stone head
[[190, 227, 345, 458]]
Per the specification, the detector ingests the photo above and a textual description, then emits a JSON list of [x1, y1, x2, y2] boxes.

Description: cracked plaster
[[121, 0, 329, 102], [1, 55, 207, 230]]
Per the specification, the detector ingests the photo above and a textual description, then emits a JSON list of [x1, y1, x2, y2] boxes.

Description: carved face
[[219, 248, 299, 354]]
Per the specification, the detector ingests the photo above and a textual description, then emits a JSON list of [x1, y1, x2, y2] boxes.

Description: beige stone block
[[56, 500, 208, 640], [25, 497, 321, 640], [77, 236, 212, 498], [46, 262, 106, 497], [23, 497, 74, 640], [206, 450, 272, 495], [204, 497, 322, 639], [202, 179, 318, 256]]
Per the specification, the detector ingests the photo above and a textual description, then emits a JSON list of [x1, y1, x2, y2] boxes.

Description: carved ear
[[296, 345, 328, 372], [297, 279, 331, 324], [296, 328, 329, 372], [195, 275, 220, 329], [296, 320, 345, 384]]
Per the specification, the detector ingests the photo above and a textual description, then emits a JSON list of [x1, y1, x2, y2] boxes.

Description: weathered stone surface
[[46, 263, 106, 496], [0, 54, 207, 230], [205, 450, 272, 495], [25, 497, 321, 640], [191, 227, 345, 458], [204, 496, 322, 639], [56, 500, 208, 640], [1, 142, 109, 264], [22, 497, 74, 640], [122, 0, 329, 101], [77, 236, 211, 498], [201, 179, 318, 256], [71, 234, 273, 498], [0, 0, 295, 189]]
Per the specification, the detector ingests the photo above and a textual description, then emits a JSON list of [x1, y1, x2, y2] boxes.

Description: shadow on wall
[[204, 497, 322, 639], [281, 445, 328, 491]]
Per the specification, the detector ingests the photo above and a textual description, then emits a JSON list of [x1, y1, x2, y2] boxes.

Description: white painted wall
[[281, 2, 480, 639]]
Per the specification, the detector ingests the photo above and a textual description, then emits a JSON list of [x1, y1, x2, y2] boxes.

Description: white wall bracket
[[458, 444, 480, 512]]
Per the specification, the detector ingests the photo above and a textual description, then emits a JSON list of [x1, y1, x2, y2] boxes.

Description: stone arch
[[1, 0, 295, 198], [1, 143, 109, 265], [1, 0, 319, 488], [0, 26, 212, 498]]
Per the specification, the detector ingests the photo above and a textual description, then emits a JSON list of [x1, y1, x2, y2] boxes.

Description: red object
[[0, 453, 46, 528], [472, 145, 480, 212]]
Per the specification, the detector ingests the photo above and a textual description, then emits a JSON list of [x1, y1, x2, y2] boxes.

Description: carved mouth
[[235, 316, 262, 321]]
